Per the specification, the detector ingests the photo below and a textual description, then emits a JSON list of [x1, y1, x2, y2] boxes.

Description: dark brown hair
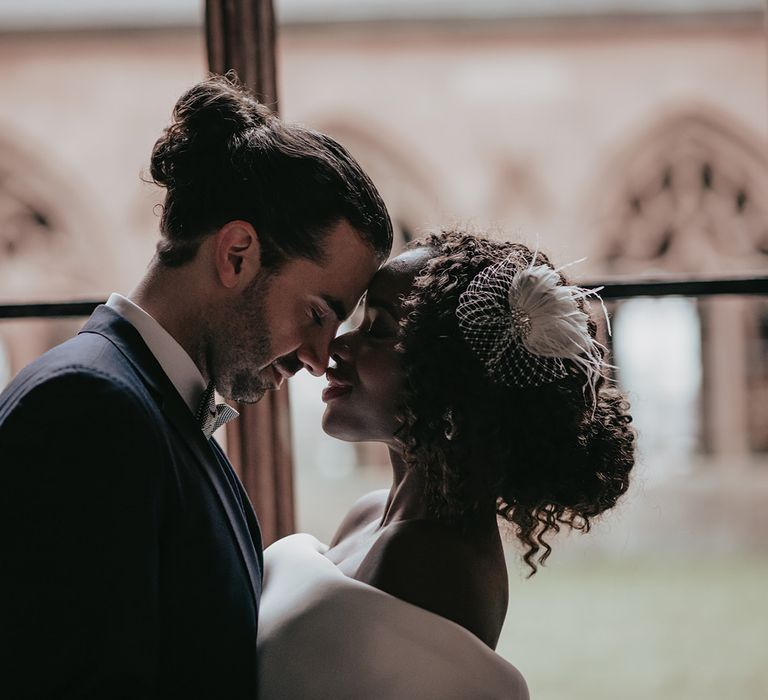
[[150, 72, 393, 267], [397, 229, 635, 575]]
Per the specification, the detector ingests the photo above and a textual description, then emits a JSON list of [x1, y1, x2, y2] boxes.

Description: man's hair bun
[[150, 72, 272, 189], [147, 72, 392, 268]]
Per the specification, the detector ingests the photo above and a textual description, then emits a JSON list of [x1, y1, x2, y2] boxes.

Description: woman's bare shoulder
[[329, 489, 389, 547], [355, 520, 509, 648]]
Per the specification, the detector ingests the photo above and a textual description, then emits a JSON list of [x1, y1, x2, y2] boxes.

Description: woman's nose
[[329, 331, 354, 363]]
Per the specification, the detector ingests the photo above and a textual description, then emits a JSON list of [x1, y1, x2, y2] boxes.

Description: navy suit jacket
[[0, 306, 263, 699]]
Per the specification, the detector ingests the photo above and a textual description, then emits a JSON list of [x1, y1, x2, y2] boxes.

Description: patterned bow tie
[[196, 383, 239, 439]]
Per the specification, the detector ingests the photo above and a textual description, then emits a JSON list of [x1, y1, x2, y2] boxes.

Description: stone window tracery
[[599, 110, 768, 463]]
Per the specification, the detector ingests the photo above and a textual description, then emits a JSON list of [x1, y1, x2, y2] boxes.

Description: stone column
[[702, 296, 750, 465]]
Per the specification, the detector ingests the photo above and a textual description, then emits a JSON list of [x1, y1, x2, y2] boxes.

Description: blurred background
[[1, 1, 766, 698]]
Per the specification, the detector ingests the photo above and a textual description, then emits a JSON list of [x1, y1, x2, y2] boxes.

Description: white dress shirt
[[106, 293, 207, 416]]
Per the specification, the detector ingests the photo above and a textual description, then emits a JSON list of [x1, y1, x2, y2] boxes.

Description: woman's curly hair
[[395, 229, 635, 575]]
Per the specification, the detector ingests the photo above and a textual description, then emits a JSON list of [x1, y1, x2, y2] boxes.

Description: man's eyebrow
[[321, 294, 349, 322]]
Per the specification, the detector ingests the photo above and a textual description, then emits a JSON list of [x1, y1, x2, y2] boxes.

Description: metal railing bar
[[0, 301, 103, 319], [586, 275, 768, 299], [1, 275, 767, 319]]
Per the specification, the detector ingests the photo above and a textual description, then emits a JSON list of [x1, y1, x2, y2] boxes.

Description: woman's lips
[[322, 384, 352, 402], [323, 368, 353, 402]]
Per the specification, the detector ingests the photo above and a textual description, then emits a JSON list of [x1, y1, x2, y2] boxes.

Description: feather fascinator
[[455, 253, 608, 402]]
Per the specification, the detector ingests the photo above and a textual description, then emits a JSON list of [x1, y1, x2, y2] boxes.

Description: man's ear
[[212, 220, 262, 289]]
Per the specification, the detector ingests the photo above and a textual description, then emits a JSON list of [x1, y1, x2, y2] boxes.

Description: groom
[[0, 75, 392, 699]]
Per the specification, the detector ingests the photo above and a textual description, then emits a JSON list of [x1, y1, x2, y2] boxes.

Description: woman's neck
[[379, 448, 499, 533], [379, 449, 430, 526]]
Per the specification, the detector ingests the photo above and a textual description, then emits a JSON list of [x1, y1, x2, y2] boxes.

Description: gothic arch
[[0, 124, 111, 298], [591, 106, 768, 462], [0, 123, 112, 377], [593, 106, 768, 276]]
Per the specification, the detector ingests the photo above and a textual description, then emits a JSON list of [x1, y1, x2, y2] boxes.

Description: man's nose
[[296, 327, 336, 377]]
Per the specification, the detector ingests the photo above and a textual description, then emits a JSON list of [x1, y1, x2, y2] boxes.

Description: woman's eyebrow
[[366, 297, 399, 319]]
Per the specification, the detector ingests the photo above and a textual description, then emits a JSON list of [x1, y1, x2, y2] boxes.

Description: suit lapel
[[211, 439, 265, 575], [161, 390, 263, 601], [78, 306, 262, 602]]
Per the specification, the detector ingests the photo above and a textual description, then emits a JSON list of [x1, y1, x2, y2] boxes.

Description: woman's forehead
[[367, 247, 435, 309]]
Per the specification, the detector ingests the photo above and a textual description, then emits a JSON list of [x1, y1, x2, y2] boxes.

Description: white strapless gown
[[257, 533, 529, 700]]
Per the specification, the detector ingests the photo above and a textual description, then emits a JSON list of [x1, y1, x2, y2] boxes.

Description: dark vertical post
[[206, 0, 279, 108], [205, 0, 295, 546]]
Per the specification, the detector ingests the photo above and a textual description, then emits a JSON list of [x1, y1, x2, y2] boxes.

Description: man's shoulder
[[0, 332, 150, 422], [41, 329, 131, 376], [0, 351, 165, 464]]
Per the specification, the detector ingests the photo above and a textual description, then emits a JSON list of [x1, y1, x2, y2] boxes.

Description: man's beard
[[228, 363, 273, 404], [212, 273, 275, 404]]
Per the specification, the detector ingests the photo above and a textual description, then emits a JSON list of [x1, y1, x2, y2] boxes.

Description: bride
[[257, 229, 636, 699]]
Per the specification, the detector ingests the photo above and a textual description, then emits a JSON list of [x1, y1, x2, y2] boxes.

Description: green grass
[[498, 557, 768, 700]]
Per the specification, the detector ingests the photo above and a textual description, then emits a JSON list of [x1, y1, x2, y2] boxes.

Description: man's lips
[[274, 363, 294, 380], [267, 362, 298, 389]]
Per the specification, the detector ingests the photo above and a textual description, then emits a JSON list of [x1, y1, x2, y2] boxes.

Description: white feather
[[508, 264, 605, 404]]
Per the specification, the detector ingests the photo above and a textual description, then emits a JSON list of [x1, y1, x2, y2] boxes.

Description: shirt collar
[[106, 293, 207, 415]]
